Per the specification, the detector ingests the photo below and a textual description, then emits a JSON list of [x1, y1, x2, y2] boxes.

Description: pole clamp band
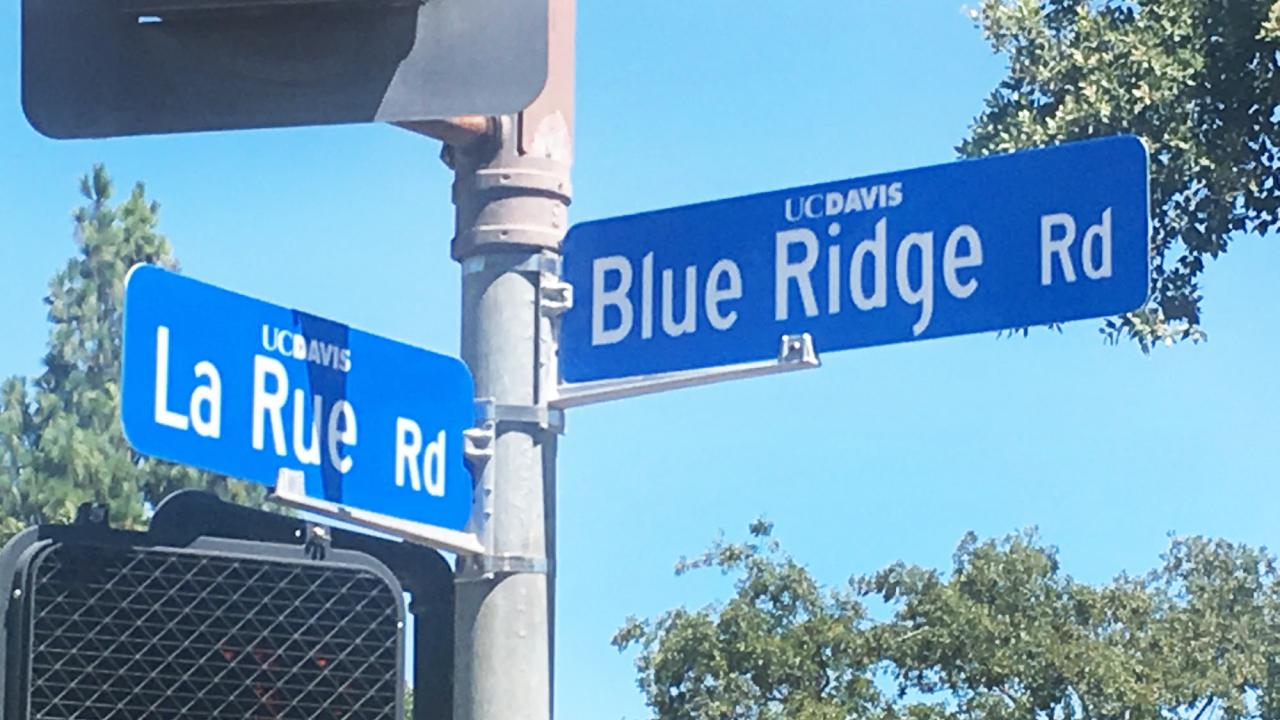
[[475, 398, 565, 434], [456, 554, 551, 582], [461, 251, 561, 277]]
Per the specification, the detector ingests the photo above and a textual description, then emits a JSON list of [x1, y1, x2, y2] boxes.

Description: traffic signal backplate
[[1, 533, 404, 719], [21, 0, 549, 138]]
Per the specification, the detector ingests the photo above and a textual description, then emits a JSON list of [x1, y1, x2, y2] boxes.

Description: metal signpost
[[445, 4, 576, 717], [120, 265, 482, 553], [559, 135, 1151, 385]]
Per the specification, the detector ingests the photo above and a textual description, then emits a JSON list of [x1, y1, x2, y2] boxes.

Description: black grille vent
[[19, 542, 401, 720]]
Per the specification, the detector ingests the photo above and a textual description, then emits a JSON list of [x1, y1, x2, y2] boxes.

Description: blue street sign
[[121, 265, 476, 532], [562, 135, 1150, 383]]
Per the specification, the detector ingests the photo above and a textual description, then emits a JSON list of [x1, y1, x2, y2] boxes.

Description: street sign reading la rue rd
[[561, 135, 1150, 383], [121, 265, 476, 533]]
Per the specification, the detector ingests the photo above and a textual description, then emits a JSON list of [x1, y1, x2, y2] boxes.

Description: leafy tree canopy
[[616, 522, 1280, 720], [0, 165, 268, 544], [963, 0, 1279, 350]]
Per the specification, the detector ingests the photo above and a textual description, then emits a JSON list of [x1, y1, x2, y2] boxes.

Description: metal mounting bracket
[[553, 333, 821, 409], [474, 398, 566, 434], [538, 274, 573, 317], [302, 523, 331, 561], [463, 423, 496, 472], [269, 469, 485, 556]]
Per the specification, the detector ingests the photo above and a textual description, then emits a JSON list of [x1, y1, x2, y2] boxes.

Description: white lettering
[[704, 259, 743, 331], [858, 186, 878, 211], [395, 417, 422, 490], [423, 430, 445, 497], [887, 182, 903, 207], [1082, 208, 1113, 280], [641, 252, 654, 339], [327, 400, 356, 474], [1041, 213, 1078, 285], [850, 218, 888, 311], [252, 355, 287, 456], [291, 391, 322, 466], [827, 244, 842, 315], [897, 231, 935, 336], [784, 197, 803, 223], [661, 266, 697, 337], [153, 326, 189, 431], [591, 256, 633, 346], [803, 194, 823, 219], [845, 188, 865, 212], [775, 228, 820, 321], [189, 360, 221, 439], [943, 225, 983, 299]]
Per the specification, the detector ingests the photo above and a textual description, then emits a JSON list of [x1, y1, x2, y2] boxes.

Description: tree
[[614, 519, 884, 720], [962, 0, 1279, 350], [0, 165, 269, 545], [615, 522, 1280, 720]]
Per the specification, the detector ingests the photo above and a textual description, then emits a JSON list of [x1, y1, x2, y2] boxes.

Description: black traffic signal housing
[[0, 492, 455, 720], [21, 0, 550, 138]]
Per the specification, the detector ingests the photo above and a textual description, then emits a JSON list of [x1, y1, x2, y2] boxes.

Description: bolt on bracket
[[538, 275, 573, 317], [463, 423, 496, 472]]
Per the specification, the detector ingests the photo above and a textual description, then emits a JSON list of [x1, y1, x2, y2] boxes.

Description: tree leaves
[[619, 523, 1280, 719], [964, 0, 1279, 351], [0, 165, 270, 545], [615, 527, 881, 720]]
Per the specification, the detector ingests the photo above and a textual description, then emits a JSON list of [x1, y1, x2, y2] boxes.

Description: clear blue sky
[[3, 3, 1278, 718]]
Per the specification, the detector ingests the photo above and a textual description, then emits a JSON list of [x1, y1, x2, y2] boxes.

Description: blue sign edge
[[567, 134, 1151, 253]]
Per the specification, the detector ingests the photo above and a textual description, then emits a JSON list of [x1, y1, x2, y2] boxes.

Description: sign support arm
[[553, 333, 821, 409]]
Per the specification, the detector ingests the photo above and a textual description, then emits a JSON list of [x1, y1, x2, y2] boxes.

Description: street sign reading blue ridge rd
[[561, 135, 1151, 383], [121, 265, 476, 532]]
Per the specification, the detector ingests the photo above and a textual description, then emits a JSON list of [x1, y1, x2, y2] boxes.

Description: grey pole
[[446, 3, 575, 718]]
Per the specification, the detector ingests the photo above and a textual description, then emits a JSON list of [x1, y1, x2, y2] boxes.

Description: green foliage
[[0, 165, 269, 544], [963, 0, 1280, 350], [615, 521, 882, 720], [617, 523, 1280, 719]]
